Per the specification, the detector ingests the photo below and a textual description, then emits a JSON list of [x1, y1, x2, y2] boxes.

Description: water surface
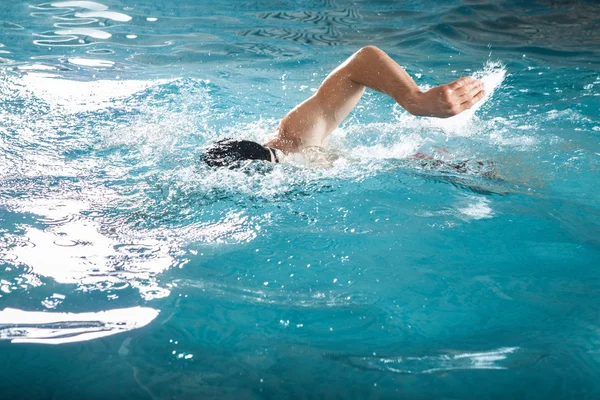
[[1, 0, 599, 399]]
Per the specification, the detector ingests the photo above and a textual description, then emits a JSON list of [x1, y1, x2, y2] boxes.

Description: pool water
[[1, 0, 599, 398]]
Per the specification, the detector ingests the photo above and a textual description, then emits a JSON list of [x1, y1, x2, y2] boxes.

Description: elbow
[[346, 46, 385, 85], [355, 45, 384, 59]]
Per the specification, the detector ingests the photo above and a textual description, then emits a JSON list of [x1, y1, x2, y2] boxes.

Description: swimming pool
[[1, 0, 599, 398]]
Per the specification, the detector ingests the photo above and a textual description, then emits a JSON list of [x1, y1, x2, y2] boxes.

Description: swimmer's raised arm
[[266, 46, 485, 153]]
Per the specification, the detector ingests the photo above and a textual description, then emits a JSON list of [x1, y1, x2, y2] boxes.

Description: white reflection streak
[[379, 347, 520, 374], [68, 57, 114, 67], [0, 306, 158, 344], [50, 1, 109, 11], [54, 28, 111, 39], [74, 11, 132, 22]]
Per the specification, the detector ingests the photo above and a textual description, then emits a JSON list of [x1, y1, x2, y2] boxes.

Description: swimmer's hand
[[410, 76, 485, 118]]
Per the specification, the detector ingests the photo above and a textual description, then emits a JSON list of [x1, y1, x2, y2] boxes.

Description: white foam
[[470, 61, 506, 113], [457, 196, 494, 220], [346, 134, 424, 160]]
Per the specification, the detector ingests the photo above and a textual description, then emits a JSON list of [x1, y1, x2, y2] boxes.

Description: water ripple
[[256, 8, 361, 28], [238, 26, 346, 46], [0, 21, 25, 30]]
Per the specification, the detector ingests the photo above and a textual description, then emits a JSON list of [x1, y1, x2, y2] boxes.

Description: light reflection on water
[[10, 198, 174, 300], [0, 306, 159, 344], [50, 2, 109, 12], [329, 347, 527, 374], [19, 72, 172, 113]]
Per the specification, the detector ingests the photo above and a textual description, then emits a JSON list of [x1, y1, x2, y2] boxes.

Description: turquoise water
[[1, 0, 599, 398]]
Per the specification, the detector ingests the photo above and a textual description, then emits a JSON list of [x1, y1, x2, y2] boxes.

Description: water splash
[[405, 61, 507, 136]]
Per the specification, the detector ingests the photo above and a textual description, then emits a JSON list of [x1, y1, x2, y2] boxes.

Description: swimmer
[[201, 46, 485, 168]]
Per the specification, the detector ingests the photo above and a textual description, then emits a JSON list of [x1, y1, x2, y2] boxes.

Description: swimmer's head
[[200, 138, 278, 168]]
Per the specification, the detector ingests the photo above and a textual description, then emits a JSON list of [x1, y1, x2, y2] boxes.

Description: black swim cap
[[200, 138, 272, 168]]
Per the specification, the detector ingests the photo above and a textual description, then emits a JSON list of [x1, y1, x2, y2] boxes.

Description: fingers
[[435, 76, 484, 117], [448, 77, 484, 106], [460, 80, 484, 99], [460, 89, 486, 111], [449, 76, 475, 90], [451, 79, 483, 101]]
